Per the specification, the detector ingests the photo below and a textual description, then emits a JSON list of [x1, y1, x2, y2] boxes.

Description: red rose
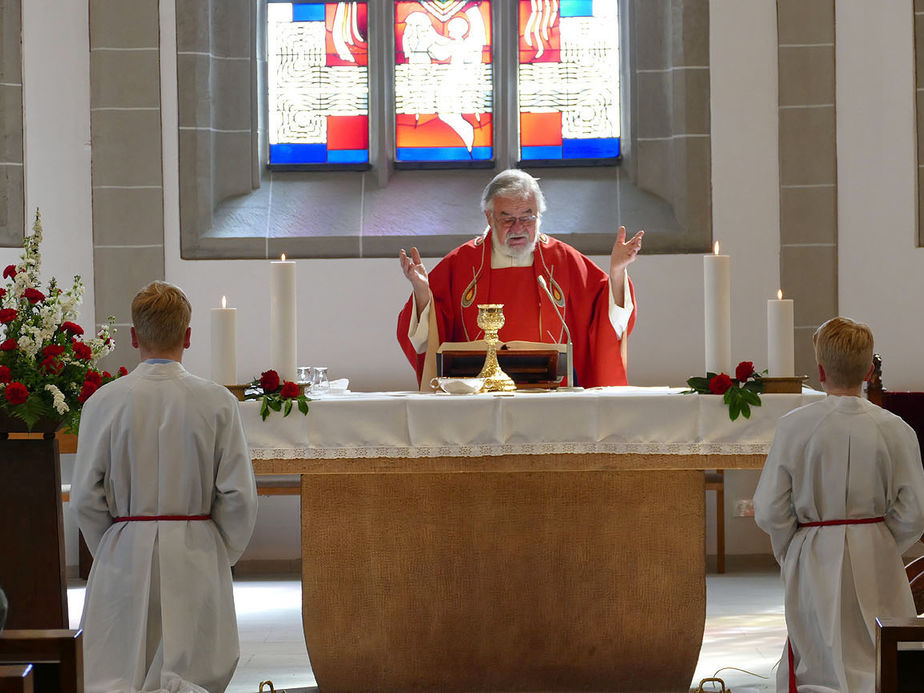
[[4, 381, 28, 405], [260, 369, 280, 393], [0, 309, 17, 324], [40, 356, 64, 375], [0, 288, 5, 298], [709, 373, 733, 395], [735, 361, 755, 382], [42, 344, 65, 357], [118, 366, 128, 377], [61, 321, 84, 336], [85, 370, 102, 386], [0, 338, 16, 351], [0, 365, 11, 383], [102, 371, 112, 379], [72, 340, 92, 360], [280, 381, 300, 399], [2, 265, 16, 280], [77, 381, 98, 403], [22, 288, 45, 303]]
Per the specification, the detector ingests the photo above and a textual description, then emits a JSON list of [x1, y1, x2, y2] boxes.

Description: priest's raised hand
[[610, 226, 644, 307], [400, 246, 431, 318]]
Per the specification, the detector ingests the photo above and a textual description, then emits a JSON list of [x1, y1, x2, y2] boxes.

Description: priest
[[397, 169, 643, 387]]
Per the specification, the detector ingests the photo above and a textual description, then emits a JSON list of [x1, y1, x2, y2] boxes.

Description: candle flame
[[777, 289, 783, 300], [281, 253, 286, 262], [713, 241, 720, 255], [221, 295, 227, 309]]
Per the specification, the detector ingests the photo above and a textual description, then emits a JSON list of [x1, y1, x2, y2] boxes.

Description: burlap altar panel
[[300, 468, 705, 692]]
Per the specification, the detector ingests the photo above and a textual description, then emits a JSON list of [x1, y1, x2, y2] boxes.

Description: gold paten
[[476, 304, 516, 392]]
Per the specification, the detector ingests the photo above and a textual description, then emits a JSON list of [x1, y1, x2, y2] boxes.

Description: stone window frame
[[178, 0, 712, 261], [0, 0, 24, 246]]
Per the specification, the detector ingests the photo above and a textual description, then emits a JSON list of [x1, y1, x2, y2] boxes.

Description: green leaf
[[284, 399, 293, 417], [297, 399, 309, 415], [686, 376, 711, 392], [744, 380, 764, 394], [260, 398, 269, 420], [268, 398, 282, 412], [740, 401, 751, 419], [728, 398, 741, 421], [740, 388, 761, 406], [723, 388, 735, 405]]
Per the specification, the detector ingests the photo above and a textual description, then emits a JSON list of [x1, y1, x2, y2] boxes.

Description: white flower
[[44, 384, 69, 415]]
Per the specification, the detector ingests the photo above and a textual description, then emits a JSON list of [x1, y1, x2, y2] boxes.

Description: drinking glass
[[296, 366, 312, 384], [311, 367, 330, 395]]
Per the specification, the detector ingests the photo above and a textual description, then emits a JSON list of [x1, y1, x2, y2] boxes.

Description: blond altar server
[[754, 317, 924, 693], [71, 281, 258, 693]]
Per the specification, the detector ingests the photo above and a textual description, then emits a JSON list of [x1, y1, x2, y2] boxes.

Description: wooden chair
[[0, 665, 34, 693], [876, 617, 924, 693], [0, 630, 83, 693], [907, 555, 924, 616], [705, 470, 725, 573]]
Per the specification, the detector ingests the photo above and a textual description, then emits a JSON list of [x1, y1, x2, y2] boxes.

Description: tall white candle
[[270, 254, 297, 382], [704, 241, 731, 375], [767, 289, 794, 376], [210, 295, 237, 385]]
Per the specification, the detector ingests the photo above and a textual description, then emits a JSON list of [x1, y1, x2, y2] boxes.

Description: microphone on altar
[[537, 276, 578, 390]]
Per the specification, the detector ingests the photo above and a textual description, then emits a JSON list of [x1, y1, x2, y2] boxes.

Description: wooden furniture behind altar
[[876, 618, 924, 693], [0, 436, 68, 631], [243, 387, 824, 692]]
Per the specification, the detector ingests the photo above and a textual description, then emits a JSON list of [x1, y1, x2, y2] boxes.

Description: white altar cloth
[[243, 386, 825, 460]]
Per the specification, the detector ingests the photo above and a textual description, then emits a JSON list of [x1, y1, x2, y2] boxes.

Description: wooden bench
[[0, 665, 34, 693], [0, 630, 83, 693], [876, 617, 924, 693]]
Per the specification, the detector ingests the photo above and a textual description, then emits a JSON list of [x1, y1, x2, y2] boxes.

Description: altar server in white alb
[[754, 316, 924, 693], [71, 281, 258, 693]]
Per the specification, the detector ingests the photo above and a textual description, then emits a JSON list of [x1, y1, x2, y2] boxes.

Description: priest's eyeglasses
[[495, 214, 538, 230]]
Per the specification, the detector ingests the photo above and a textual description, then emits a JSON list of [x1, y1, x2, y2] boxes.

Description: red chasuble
[[397, 230, 637, 387]]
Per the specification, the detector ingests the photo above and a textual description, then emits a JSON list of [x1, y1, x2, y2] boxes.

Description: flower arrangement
[[244, 369, 310, 420], [0, 211, 123, 432], [684, 361, 765, 421]]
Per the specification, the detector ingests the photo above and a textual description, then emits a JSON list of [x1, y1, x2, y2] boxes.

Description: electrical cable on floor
[[693, 665, 772, 692]]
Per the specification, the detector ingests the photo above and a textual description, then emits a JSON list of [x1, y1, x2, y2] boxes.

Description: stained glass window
[[394, 1, 493, 165], [267, 2, 370, 168], [518, 0, 620, 164]]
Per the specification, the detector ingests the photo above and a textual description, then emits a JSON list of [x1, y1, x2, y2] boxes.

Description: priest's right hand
[[399, 247, 431, 316]]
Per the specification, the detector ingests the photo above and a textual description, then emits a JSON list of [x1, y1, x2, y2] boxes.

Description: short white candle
[[270, 254, 297, 382], [210, 296, 237, 385], [704, 241, 731, 375], [767, 289, 794, 376]]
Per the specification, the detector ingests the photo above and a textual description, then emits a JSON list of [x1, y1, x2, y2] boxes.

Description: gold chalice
[[476, 304, 516, 392]]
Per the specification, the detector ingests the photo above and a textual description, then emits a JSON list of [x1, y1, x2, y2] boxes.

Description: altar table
[[244, 387, 823, 693]]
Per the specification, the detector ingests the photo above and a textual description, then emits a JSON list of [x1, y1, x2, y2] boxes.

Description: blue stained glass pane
[[562, 137, 620, 159], [558, 0, 594, 18], [327, 149, 369, 164], [396, 146, 492, 162], [292, 4, 325, 21], [270, 143, 328, 164], [521, 145, 564, 161]]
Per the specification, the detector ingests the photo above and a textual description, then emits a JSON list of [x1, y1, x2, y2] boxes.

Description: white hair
[[480, 169, 547, 214]]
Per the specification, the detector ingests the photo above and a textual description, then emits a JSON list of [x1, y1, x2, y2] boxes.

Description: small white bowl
[[430, 377, 486, 394]]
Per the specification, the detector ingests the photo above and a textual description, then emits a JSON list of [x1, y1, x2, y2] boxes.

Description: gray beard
[[493, 229, 538, 262]]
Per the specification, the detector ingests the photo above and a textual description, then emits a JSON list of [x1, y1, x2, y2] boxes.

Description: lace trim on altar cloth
[[249, 441, 772, 460]]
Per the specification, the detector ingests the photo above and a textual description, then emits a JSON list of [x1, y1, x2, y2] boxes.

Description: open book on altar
[[437, 341, 566, 388]]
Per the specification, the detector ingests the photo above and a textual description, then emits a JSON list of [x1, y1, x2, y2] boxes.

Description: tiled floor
[[67, 561, 787, 693]]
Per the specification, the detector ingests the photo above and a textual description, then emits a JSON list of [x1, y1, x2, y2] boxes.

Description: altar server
[[397, 169, 642, 387], [71, 281, 257, 693], [754, 316, 924, 693]]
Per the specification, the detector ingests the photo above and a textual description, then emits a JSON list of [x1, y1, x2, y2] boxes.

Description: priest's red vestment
[[397, 230, 636, 387]]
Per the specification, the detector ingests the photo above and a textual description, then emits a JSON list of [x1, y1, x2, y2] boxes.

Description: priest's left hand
[[610, 226, 644, 276]]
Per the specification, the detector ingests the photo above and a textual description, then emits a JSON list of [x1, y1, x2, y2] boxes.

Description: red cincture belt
[[113, 515, 211, 522], [788, 516, 886, 692], [798, 516, 884, 528]]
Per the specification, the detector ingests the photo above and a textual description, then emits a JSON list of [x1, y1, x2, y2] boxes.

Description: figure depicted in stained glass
[[397, 169, 644, 388], [518, 0, 620, 162], [395, 1, 493, 162]]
